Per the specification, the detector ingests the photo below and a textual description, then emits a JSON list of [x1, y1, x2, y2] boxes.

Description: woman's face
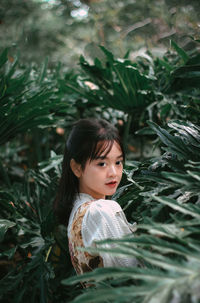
[[78, 141, 123, 199]]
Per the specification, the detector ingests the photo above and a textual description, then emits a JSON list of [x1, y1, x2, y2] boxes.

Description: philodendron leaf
[[152, 196, 200, 219], [0, 219, 16, 242], [161, 171, 194, 185], [167, 120, 200, 159], [63, 266, 177, 289], [147, 121, 196, 160], [168, 120, 200, 144], [170, 40, 189, 63]]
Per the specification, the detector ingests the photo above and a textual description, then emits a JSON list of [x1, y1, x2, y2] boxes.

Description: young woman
[[54, 118, 137, 275]]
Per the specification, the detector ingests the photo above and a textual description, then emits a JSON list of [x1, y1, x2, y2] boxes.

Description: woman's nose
[[108, 165, 117, 177]]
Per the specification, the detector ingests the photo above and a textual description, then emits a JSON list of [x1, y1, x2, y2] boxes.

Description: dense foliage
[[0, 38, 200, 303], [1, 0, 199, 66]]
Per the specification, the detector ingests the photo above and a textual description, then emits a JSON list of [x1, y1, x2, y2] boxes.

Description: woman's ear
[[70, 159, 82, 178]]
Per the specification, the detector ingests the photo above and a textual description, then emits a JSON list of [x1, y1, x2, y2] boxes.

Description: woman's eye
[[98, 162, 106, 167], [116, 160, 122, 165]]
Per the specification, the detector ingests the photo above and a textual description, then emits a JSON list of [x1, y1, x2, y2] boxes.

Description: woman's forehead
[[94, 140, 122, 159]]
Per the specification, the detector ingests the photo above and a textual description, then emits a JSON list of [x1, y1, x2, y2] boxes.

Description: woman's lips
[[105, 181, 117, 188]]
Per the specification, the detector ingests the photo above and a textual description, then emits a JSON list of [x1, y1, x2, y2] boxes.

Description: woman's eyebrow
[[117, 154, 124, 159], [96, 154, 123, 160], [95, 155, 106, 160]]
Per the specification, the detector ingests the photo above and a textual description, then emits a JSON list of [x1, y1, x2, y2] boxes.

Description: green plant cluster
[[0, 40, 200, 303], [1, 0, 199, 66]]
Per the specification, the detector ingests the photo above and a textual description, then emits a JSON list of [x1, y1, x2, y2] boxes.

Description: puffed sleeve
[[81, 199, 138, 268]]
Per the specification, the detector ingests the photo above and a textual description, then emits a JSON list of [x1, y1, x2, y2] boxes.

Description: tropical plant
[[0, 48, 72, 147], [65, 46, 156, 148], [150, 40, 200, 124], [63, 40, 200, 158], [0, 49, 79, 302], [0, 152, 80, 303], [0, 47, 82, 191]]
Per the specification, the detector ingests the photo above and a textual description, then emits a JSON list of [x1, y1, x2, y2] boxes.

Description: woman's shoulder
[[88, 198, 122, 215]]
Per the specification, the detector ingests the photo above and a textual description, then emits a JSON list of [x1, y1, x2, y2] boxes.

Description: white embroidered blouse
[[67, 193, 138, 274]]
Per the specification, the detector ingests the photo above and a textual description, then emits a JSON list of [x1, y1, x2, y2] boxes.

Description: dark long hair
[[54, 118, 124, 225]]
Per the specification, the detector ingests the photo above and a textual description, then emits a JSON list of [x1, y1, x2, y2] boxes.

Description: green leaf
[[147, 121, 188, 159], [168, 120, 200, 145], [38, 57, 49, 84], [187, 170, 200, 181], [161, 171, 193, 185], [170, 40, 189, 63], [63, 266, 174, 286], [0, 48, 8, 68], [0, 219, 16, 242], [99, 45, 114, 62], [152, 195, 200, 219]]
